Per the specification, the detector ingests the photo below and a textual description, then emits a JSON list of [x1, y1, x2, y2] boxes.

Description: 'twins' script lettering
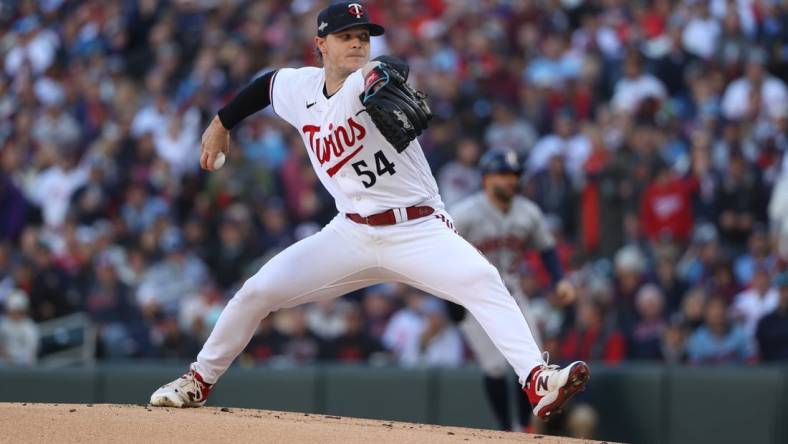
[[303, 117, 367, 177]]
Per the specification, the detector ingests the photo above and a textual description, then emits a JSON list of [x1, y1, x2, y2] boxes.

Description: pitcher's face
[[317, 26, 371, 75]]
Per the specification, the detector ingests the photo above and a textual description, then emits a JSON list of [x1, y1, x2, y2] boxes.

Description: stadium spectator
[[83, 253, 149, 359], [323, 302, 386, 364], [721, 49, 788, 122], [653, 251, 688, 316], [681, 0, 721, 60], [242, 317, 286, 364], [704, 259, 741, 304], [0, 290, 39, 366], [677, 224, 721, 287], [686, 297, 756, 365], [25, 144, 89, 229], [151, 107, 201, 178], [678, 287, 707, 332], [576, 126, 619, 256], [152, 315, 201, 360], [528, 109, 590, 180], [0, 243, 12, 301], [560, 299, 626, 364], [611, 50, 667, 115], [713, 9, 749, 72], [484, 103, 537, 157], [525, 32, 582, 90], [713, 151, 768, 249], [32, 101, 81, 148], [733, 227, 776, 287], [519, 265, 565, 343], [4, 15, 58, 76], [278, 307, 324, 365], [612, 245, 648, 325], [437, 137, 482, 207], [528, 147, 577, 240], [120, 182, 169, 236], [383, 293, 463, 367], [627, 284, 667, 361], [382, 289, 425, 366], [756, 272, 788, 362], [362, 284, 397, 341], [661, 317, 688, 364], [135, 229, 209, 318], [206, 211, 257, 290], [414, 297, 463, 367], [305, 299, 351, 341], [639, 159, 697, 245], [0, 174, 35, 242], [26, 240, 76, 322], [653, 24, 692, 97], [729, 267, 779, 339]]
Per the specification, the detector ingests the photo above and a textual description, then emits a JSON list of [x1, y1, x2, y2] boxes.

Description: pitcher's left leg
[[379, 214, 589, 419], [379, 217, 543, 383]]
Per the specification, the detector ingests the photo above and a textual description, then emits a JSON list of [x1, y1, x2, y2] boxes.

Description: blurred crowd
[[1, 0, 787, 371]]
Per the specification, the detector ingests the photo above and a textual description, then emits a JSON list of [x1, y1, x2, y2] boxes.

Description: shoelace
[[541, 351, 559, 371], [183, 372, 207, 400], [179, 371, 201, 389], [524, 352, 560, 390]]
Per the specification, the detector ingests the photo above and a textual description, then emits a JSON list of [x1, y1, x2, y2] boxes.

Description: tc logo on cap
[[316, 2, 384, 37], [348, 3, 364, 18]]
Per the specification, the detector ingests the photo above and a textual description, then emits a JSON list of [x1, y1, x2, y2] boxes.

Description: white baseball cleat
[[149, 366, 214, 408], [523, 358, 590, 420]]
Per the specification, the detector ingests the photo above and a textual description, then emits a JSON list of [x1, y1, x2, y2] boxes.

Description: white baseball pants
[[194, 211, 544, 385]]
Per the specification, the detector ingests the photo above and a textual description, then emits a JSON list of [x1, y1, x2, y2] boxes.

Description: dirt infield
[[0, 403, 616, 443]]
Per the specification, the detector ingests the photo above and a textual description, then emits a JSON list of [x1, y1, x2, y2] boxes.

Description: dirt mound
[[0, 403, 611, 443]]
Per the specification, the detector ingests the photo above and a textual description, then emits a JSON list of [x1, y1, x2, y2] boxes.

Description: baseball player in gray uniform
[[449, 149, 577, 430], [148, 2, 589, 420]]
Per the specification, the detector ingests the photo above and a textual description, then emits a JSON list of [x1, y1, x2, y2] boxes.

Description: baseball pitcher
[[149, 2, 589, 420]]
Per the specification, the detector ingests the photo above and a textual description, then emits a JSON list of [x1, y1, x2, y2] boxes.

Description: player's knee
[[457, 263, 508, 298], [474, 263, 502, 287], [229, 275, 283, 312]]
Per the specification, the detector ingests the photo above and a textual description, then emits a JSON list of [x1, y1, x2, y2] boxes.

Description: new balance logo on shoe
[[537, 375, 549, 392]]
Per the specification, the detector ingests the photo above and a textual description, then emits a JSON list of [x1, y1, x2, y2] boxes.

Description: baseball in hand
[[213, 152, 226, 170]]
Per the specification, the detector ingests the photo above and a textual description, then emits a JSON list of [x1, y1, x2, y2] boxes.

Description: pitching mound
[[0, 403, 611, 443]]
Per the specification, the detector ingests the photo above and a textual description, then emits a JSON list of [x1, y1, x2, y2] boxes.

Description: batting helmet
[[478, 149, 523, 176]]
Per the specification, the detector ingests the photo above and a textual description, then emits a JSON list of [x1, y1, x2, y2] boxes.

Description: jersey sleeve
[[217, 70, 275, 130], [524, 201, 555, 250], [269, 68, 301, 127]]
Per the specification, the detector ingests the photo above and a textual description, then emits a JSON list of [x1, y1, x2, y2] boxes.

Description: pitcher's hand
[[200, 115, 230, 171]]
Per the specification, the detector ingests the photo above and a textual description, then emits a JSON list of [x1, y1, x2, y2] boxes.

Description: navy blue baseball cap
[[316, 2, 384, 37], [479, 149, 523, 176]]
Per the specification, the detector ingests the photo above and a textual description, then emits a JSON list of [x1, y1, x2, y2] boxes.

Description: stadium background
[[0, 0, 786, 443]]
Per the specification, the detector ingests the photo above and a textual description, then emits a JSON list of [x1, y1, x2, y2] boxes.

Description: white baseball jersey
[[450, 192, 555, 290], [270, 67, 442, 216]]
